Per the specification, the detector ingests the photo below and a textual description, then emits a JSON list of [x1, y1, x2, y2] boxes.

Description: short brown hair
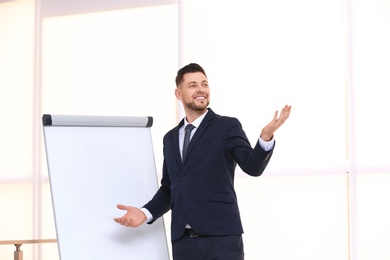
[[175, 63, 207, 87]]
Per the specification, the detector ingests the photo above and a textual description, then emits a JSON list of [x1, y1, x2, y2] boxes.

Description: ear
[[175, 88, 182, 100]]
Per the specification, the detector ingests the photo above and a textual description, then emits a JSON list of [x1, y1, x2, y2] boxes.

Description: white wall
[[0, 0, 36, 258], [1, 0, 389, 259], [350, 1, 390, 259], [179, 0, 348, 259]]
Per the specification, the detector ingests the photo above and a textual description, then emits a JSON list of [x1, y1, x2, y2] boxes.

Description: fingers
[[261, 105, 291, 139], [282, 104, 292, 115], [114, 204, 132, 227], [276, 105, 291, 124], [282, 105, 292, 121], [114, 215, 135, 227], [113, 217, 122, 224], [114, 217, 133, 227], [114, 205, 147, 228]]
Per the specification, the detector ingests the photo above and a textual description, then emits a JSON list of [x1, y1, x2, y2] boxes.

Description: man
[[114, 63, 291, 259]]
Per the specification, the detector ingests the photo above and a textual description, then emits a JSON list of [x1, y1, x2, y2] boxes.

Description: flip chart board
[[42, 114, 170, 260]]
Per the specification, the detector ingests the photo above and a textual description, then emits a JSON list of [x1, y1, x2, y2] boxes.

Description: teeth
[[195, 97, 205, 100]]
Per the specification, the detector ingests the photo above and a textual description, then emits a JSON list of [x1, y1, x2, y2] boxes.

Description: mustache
[[193, 92, 208, 97]]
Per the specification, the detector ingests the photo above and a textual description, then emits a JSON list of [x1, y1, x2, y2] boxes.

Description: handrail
[[0, 239, 57, 260]]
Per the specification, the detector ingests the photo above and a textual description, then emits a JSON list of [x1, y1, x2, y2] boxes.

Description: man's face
[[175, 72, 210, 112]]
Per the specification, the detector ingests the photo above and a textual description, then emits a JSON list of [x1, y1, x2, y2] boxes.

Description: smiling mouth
[[195, 96, 206, 100]]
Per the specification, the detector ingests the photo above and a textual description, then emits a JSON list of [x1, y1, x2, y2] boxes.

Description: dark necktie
[[182, 124, 195, 161]]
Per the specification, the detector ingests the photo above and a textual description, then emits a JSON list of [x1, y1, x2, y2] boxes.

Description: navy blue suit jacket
[[143, 108, 273, 241]]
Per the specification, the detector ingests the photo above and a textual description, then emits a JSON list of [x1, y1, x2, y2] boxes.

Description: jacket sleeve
[[142, 157, 171, 223], [225, 118, 274, 176]]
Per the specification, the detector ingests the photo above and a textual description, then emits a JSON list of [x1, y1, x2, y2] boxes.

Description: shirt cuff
[[141, 207, 153, 223], [258, 137, 275, 152]]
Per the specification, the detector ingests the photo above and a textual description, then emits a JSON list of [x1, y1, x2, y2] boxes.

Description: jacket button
[[181, 176, 186, 181]]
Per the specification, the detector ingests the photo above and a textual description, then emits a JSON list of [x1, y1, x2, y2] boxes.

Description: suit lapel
[[184, 109, 215, 161], [173, 119, 185, 165]]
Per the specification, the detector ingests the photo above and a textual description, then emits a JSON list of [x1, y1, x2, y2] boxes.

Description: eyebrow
[[186, 80, 208, 85]]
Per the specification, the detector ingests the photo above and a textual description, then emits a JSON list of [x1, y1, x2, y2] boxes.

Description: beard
[[184, 99, 210, 111]]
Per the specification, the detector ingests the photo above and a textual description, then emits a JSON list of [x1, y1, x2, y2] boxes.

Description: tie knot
[[185, 124, 195, 131]]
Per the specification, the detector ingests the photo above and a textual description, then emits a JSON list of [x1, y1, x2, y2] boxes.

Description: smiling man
[[114, 63, 291, 260], [174, 67, 210, 119]]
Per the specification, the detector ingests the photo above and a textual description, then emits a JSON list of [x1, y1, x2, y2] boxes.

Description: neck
[[185, 108, 207, 124]]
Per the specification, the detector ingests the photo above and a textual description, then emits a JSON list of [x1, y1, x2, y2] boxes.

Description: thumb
[[116, 204, 128, 210]]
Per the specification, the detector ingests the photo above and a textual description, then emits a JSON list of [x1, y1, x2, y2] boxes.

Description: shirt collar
[[184, 110, 208, 129]]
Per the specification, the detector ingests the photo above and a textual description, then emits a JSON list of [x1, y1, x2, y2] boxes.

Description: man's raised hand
[[261, 105, 292, 141]]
